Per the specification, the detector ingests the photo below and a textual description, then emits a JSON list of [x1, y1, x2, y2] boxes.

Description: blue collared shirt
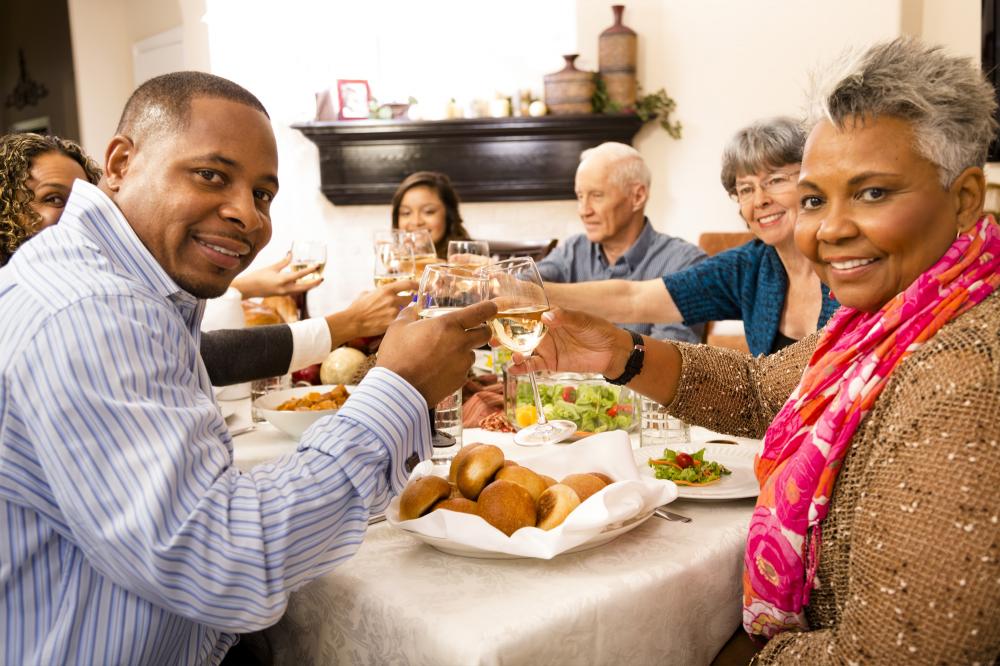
[[0, 180, 430, 665], [537, 219, 706, 342]]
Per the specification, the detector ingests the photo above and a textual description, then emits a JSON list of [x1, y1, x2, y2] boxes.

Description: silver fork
[[653, 506, 692, 523]]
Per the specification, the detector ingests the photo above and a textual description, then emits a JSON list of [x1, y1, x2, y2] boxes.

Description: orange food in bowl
[[276, 385, 349, 412]]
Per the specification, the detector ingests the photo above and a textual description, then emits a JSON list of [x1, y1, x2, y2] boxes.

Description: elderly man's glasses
[[730, 170, 800, 204]]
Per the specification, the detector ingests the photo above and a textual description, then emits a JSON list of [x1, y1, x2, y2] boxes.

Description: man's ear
[[631, 182, 648, 212], [951, 165, 985, 234], [103, 135, 135, 193]]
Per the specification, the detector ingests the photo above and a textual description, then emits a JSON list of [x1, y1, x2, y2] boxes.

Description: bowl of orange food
[[253, 384, 354, 439]]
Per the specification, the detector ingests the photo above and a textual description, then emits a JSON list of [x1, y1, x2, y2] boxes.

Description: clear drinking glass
[[289, 240, 327, 283], [415, 264, 486, 464], [373, 233, 416, 289], [446, 240, 491, 271], [402, 229, 442, 280], [479, 257, 576, 446]]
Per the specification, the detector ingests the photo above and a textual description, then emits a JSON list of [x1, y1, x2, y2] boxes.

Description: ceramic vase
[[543, 54, 595, 115], [598, 5, 637, 109]]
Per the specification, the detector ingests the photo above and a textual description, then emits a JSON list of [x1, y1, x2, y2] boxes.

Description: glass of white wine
[[373, 234, 416, 289], [447, 240, 491, 271], [289, 240, 327, 283], [479, 257, 576, 446], [416, 264, 486, 464], [402, 229, 442, 279]]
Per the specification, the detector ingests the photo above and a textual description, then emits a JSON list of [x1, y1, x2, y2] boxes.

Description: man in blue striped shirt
[[0, 72, 495, 665]]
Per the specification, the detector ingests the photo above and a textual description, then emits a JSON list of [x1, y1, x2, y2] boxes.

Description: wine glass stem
[[527, 367, 551, 430]]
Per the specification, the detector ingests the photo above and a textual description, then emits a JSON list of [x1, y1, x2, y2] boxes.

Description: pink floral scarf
[[743, 215, 1000, 640]]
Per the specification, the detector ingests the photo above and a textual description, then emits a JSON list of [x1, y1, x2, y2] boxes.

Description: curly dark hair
[[390, 171, 470, 258], [0, 133, 102, 265]]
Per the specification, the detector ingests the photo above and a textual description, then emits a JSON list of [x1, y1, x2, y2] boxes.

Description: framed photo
[[337, 79, 371, 120]]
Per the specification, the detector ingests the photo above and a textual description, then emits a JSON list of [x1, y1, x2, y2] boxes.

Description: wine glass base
[[513, 420, 577, 446]]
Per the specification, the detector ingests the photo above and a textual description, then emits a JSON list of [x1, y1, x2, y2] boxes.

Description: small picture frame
[[337, 79, 371, 120]]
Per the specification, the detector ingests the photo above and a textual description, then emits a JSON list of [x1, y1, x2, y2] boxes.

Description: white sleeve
[[287, 317, 332, 371]]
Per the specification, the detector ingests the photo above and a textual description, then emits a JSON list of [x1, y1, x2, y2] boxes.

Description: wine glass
[[290, 240, 327, 283], [447, 240, 491, 271], [373, 233, 416, 289], [416, 264, 485, 464], [401, 229, 441, 279], [479, 257, 576, 446]]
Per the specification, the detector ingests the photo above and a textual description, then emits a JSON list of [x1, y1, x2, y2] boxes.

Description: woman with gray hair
[[546, 116, 839, 355], [514, 37, 999, 663]]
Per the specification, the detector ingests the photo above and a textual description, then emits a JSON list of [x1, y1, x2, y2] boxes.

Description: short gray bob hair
[[719, 116, 806, 195], [579, 142, 652, 191], [806, 37, 998, 188]]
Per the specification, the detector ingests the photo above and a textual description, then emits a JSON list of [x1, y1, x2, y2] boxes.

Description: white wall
[[68, 0, 985, 313]]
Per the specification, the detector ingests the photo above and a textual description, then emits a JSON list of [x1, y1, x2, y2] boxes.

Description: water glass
[[251, 375, 289, 423], [431, 388, 463, 465], [639, 396, 690, 446]]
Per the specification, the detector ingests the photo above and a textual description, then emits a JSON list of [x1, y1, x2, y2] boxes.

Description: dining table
[[221, 397, 760, 666]]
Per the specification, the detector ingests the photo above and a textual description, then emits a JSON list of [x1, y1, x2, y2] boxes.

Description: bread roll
[[241, 301, 283, 326], [502, 460, 519, 468], [448, 444, 483, 483], [495, 465, 547, 502], [540, 474, 557, 488], [536, 484, 581, 530], [455, 444, 505, 500], [590, 472, 614, 485], [398, 475, 451, 521], [561, 473, 608, 503], [477, 480, 537, 536], [432, 497, 478, 515], [261, 295, 299, 323]]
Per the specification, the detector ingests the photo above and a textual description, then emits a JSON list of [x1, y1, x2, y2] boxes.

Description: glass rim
[[477, 256, 537, 272]]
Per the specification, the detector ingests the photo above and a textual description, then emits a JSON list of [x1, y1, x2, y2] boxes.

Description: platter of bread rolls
[[386, 431, 678, 559]]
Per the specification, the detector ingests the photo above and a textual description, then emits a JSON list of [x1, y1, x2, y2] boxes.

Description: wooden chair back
[[481, 238, 558, 263]]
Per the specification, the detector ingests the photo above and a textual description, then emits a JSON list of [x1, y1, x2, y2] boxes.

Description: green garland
[[591, 74, 682, 139]]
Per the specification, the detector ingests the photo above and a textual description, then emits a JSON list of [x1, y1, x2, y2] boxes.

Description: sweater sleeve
[[200, 325, 294, 385], [665, 333, 816, 438], [661, 244, 749, 326]]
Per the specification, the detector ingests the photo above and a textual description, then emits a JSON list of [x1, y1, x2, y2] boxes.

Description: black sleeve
[[200, 325, 294, 386]]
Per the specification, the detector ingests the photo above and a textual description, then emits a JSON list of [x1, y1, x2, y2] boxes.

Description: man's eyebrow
[[192, 153, 279, 188]]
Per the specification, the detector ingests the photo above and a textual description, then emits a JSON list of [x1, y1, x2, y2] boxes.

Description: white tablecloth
[[222, 399, 758, 666]]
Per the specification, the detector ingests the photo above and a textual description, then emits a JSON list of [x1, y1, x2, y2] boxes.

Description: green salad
[[515, 381, 635, 433], [648, 448, 732, 486]]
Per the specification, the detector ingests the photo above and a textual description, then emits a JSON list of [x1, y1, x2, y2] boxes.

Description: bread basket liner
[[386, 431, 678, 558]]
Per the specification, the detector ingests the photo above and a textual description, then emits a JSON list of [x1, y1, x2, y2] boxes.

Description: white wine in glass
[[290, 240, 327, 283], [373, 232, 416, 292], [480, 257, 575, 446], [415, 264, 486, 463]]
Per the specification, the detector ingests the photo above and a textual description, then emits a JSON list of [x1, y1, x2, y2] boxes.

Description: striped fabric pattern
[[0, 180, 430, 665]]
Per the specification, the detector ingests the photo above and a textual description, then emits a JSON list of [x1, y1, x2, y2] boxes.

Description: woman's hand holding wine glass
[[479, 257, 577, 446]]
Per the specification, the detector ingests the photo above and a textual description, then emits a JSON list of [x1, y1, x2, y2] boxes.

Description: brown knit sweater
[[668, 290, 1000, 664]]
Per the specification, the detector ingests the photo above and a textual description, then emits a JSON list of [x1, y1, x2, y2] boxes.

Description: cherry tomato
[[606, 405, 619, 417], [674, 452, 694, 469], [620, 404, 634, 415], [562, 387, 577, 402]]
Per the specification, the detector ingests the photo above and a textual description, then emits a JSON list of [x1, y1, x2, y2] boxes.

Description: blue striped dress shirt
[[0, 180, 431, 664]]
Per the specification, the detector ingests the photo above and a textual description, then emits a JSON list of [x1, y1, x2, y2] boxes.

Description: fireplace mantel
[[292, 114, 645, 205]]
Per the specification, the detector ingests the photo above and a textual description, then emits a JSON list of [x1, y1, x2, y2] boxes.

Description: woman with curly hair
[[0, 133, 102, 266]]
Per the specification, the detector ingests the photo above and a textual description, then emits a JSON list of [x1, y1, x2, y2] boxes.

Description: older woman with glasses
[[545, 116, 839, 355], [514, 38, 1000, 663]]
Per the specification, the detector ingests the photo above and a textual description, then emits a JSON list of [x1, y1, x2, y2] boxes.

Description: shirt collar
[[60, 179, 203, 327], [593, 217, 655, 270]]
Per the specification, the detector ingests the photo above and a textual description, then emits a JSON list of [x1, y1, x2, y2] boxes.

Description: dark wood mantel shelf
[[292, 114, 645, 205]]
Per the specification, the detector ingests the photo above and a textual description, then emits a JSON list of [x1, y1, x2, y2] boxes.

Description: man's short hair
[[115, 71, 269, 144], [579, 142, 651, 191]]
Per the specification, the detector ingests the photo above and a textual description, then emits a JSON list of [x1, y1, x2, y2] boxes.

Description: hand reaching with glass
[[231, 252, 323, 297], [373, 234, 416, 289], [479, 257, 577, 446]]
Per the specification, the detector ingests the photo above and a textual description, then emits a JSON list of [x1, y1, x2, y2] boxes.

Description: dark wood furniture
[[292, 114, 645, 205], [481, 238, 558, 262]]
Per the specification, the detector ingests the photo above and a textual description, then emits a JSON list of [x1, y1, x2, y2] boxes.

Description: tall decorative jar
[[598, 4, 637, 109], [543, 54, 595, 115]]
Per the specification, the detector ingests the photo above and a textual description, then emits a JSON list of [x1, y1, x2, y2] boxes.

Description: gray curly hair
[[806, 37, 998, 188], [719, 116, 806, 195]]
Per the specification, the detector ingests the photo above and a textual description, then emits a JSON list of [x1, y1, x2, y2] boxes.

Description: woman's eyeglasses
[[730, 170, 800, 204]]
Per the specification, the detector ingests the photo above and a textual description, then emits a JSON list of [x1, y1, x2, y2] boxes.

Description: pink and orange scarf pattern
[[743, 216, 1000, 639]]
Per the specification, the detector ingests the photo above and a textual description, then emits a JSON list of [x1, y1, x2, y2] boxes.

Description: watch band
[[604, 330, 645, 386]]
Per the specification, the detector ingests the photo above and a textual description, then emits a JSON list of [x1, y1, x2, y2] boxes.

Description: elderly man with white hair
[[538, 142, 706, 342]]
